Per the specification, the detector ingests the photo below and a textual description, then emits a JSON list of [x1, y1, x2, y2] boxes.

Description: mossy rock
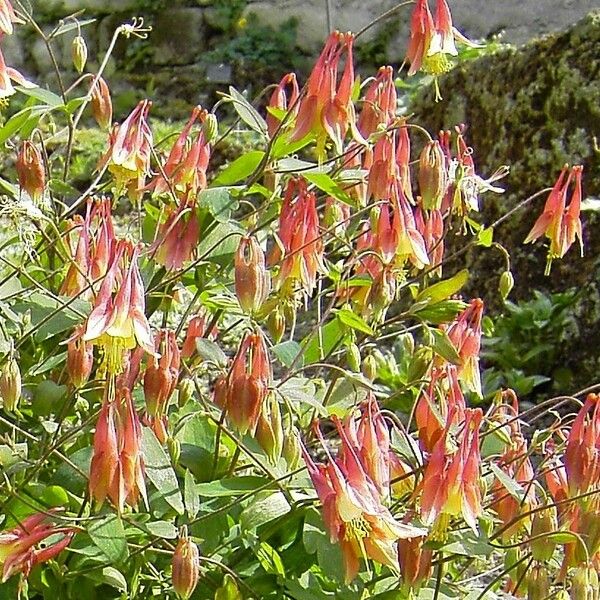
[[410, 11, 600, 392]]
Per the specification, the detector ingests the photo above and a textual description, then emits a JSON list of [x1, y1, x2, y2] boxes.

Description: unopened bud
[[530, 506, 557, 562], [172, 531, 200, 600], [282, 428, 301, 469], [418, 140, 446, 210], [553, 591, 570, 600], [499, 270, 514, 301], [178, 377, 195, 407], [399, 332, 415, 356], [266, 306, 286, 343], [235, 236, 270, 314], [90, 77, 113, 129], [168, 437, 181, 465], [346, 343, 361, 372], [16, 141, 45, 202], [215, 574, 242, 600], [362, 354, 377, 381], [202, 112, 218, 143], [71, 35, 87, 73], [255, 394, 283, 463], [0, 355, 21, 412], [527, 563, 550, 600], [67, 329, 94, 388]]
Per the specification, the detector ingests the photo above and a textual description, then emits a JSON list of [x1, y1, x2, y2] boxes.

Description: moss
[[410, 11, 600, 391]]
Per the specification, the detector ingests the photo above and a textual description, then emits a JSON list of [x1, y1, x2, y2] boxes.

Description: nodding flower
[[301, 419, 426, 583], [214, 329, 272, 435], [90, 76, 113, 130], [0, 1, 23, 36], [16, 141, 45, 202], [89, 387, 147, 512], [274, 178, 324, 299], [100, 99, 153, 201], [357, 66, 397, 139], [291, 31, 358, 156], [524, 164, 583, 274], [235, 235, 271, 315], [0, 45, 35, 98], [266, 72, 299, 138], [83, 240, 156, 374], [0, 511, 75, 583]]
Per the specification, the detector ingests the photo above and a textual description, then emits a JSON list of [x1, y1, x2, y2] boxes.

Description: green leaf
[[99, 566, 127, 592], [88, 514, 128, 563], [272, 340, 303, 368], [303, 172, 353, 206], [196, 476, 270, 497], [489, 463, 525, 500], [141, 427, 184, 514], [411, 299, 468, 325], [199, 187, 239, 222], [0, 108, 32, 145], [227, 87, 268, 136], [50, 18, 96, 38], [431, 328, 461, 365], [253, 540, 286, 576], [336, 308, 374, 336], [144, 520, 178, 539], [16, 86, 64, 108], [195, 338, 228, 367], [302, 508, 345, 583], [184, 469, 199, 519], [302, 318, 344, 365], [215, 574, 243, 600], [197, 221, 242, 265], [416, 270, 469, 304], [240, 491, 291, 531], [213, 150, 265, 186], [441, 530, 494, 557], [477, 227, 494, 247]]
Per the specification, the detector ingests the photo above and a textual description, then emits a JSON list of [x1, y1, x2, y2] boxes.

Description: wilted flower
[[301, 420, 426, 582], [172, 530, 200, 600], [398, 530, 433, 592], [0, 512, 75, 582], [144, 329, 181, 443], [524, 164, 583, 274], [66, 324, 94, 389], [83, 240, 155, 374], [89, 388, 147, 512], [181, 311, 217, 359], [235, 235, 271, 314], [16, 141, 45, 202], [100, 99, 152, 201], [90, 76, 112, 130]]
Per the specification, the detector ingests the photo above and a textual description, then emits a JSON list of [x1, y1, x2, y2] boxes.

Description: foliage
[[0, 2, 594, 600]]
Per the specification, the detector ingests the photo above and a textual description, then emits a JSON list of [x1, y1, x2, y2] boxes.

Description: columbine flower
[[442, 298, 483, 396], [524, 164, 583, 274], [90, 76, 112, 130], [214, 329, 271, 435], [266, 72, 299, 138], [16, 141, 45, 202], [0, 1, 23, 36], [181, 311, 217, 359], [144, 329, 181, 443], [172, 529, 200, 600], [0, 46, 35, 98], [301, 420, 426, 582], [357, 66, 397, 139], [83, 240, 155, 374], [0, 512, 75, 582], [420, 408, 483, 538], [100, 99, 152, 201], [273, 178, 324, 299], [89, 388, 147, 512], [66, 324, 94, 389]]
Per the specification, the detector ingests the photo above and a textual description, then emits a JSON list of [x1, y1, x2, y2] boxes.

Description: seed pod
[[255, 393, 283, 464], [362, 354, 377, 381], [346, 343, 361, 372], [90, 77, 113, 129], [0, 355, 21, 412], [72, 35, 87, 73], [418, 140, 446, 210], [16, 141, 45, 202], [172, 532, 200, 600], [527, 563, 550, 600], [168, 437, 181, 465], [177, 377, 194, 407], [530, 506, 557, 562], [282, 428, 301, 470], [266, 306, 286, 343], [499, 270, 514, 301]]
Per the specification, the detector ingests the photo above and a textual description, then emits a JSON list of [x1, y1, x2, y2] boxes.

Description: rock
[[151, 8, 207, 66], [409, 11, 600, 392]]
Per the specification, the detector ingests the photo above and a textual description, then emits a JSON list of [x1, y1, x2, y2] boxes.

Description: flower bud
[[201, 112, 218, 143], [71, 35, 87, 73], [0, 355, 21, 412], [16, 141, 45, 202], [527, 563, 550, 600], [168, 437, 181, 465], [235, 236, 270, 314], [90, 77, 113, 130], [255, 393, 283, 463], [67, 328, 94, 388], [418, 140, 446, 210], [266, 306, 286, 343], [362, 354, 377, 381], [345, 342, 361, 372], [399, 332, 415, 356], [178, 377, 195, 407], [499, 270, 514, 301], [215, 574, 242, 600], [282, 428, 301, 469], [530, 506, 557, 562], [172, 532, 200, 600]]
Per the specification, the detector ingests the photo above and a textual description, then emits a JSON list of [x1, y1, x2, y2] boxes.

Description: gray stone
[[151, 8, 207, 66]]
